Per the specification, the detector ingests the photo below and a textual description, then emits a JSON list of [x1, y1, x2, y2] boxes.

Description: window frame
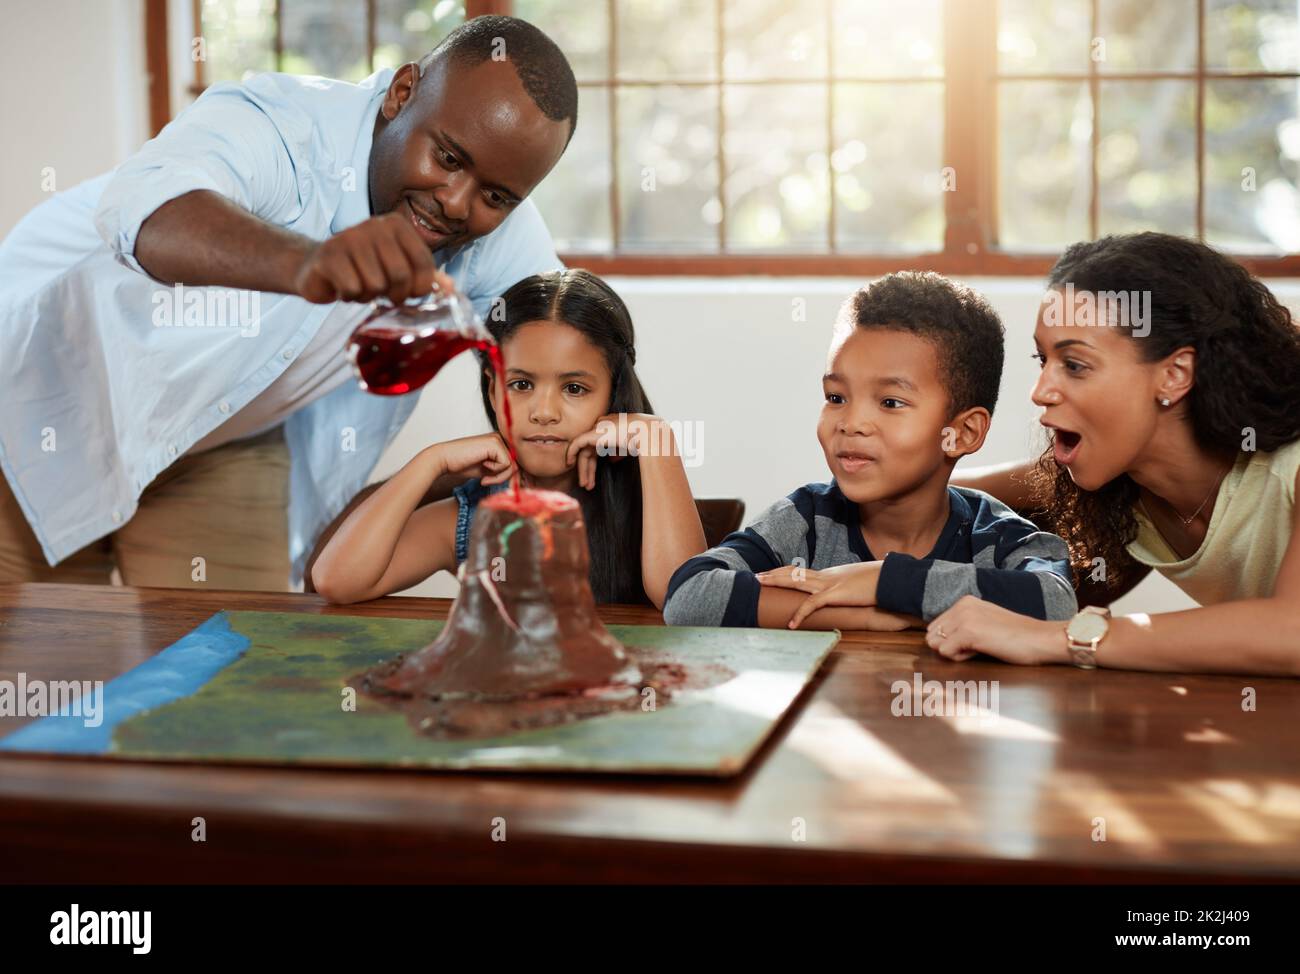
[[145, 0, 1300, 276]]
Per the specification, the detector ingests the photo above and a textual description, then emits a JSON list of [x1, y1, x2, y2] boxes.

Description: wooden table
[[1, 583, 1297, 883]]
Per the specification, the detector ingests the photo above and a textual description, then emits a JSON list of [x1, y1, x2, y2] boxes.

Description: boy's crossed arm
[[662, 494, 918, 631], [663, 491, 1077, 630], [767, 526, 1078, 629], [871, 529, 1078, 623]]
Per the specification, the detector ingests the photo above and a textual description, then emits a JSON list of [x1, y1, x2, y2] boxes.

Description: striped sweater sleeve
[[874, 496, 1077, 622], [663, 493, 813, 627]]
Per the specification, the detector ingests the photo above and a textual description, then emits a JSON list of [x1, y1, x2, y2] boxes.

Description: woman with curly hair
[[948, 232, 1300, 676]]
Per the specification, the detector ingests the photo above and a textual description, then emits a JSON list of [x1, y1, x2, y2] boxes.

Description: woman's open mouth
[[1052, 428, 1083, 466]]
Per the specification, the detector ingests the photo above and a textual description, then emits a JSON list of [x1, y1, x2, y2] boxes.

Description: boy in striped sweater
[[664, 272, 1077, 632]]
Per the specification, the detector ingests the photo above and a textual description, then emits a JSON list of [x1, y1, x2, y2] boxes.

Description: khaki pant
[[0, 426, 291, 591]]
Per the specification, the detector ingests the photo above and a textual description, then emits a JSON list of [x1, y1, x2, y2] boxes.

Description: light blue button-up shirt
[[0, 68, 561, 585]]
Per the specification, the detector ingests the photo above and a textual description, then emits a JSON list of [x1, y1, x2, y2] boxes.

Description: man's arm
[[96, 83, 438, 304], [134, 190, 313, 293], [135, 191, 439, 304]]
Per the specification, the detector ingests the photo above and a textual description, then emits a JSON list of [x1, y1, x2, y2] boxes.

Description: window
[[517, 0, 946, 260], [156, 0, 1300, 275], [998, 0, 1300, 257], [190, 0, 466, 88]]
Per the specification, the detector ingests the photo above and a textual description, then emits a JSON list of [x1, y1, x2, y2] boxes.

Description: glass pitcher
[[346, 290, 494, 396]]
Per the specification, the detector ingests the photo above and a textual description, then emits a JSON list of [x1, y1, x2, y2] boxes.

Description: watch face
[[1068, 612, 1108, 644]]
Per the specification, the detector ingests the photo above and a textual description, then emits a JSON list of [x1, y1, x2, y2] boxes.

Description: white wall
[[0, 0, 147, 237]]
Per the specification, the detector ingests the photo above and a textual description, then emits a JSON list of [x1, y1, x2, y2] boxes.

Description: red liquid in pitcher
[[348, 324, 479, 396], [349, 317, 520, 498]]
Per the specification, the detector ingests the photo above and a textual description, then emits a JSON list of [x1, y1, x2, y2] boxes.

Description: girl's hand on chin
[[564, 413, 671, 491]]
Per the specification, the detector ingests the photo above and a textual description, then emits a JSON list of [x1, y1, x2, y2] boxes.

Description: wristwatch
[[1065, 605, 1111, 669]]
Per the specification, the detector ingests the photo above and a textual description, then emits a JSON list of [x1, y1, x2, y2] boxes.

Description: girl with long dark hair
[[947, 232, 1300, 676], [311, 268, 705, 607]]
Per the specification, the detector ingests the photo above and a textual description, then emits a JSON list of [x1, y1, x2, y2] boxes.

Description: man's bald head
[[422, 15, 578, 146]]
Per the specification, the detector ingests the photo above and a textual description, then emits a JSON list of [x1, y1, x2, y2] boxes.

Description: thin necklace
[[1141, 461, 1232, 527]]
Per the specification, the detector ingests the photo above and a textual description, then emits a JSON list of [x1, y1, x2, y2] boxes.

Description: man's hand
[[294, 211, 441, 304]]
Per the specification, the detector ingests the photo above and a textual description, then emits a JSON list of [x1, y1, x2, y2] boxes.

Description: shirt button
[[111, 511, 122, 524], [219, 401, 231, 414], [282, 348, 294, 360], [168, 444, 178, 457]]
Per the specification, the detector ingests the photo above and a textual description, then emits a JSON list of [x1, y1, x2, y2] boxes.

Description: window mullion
[[826, 0, 836, 254], [609, 0, 619, 253], [943, 0, 997, 260], [1196, 0, 1206, 239], [365, 0, 376, 73], [273, 0, 283, 72], [716, 0, 726, 253], [1089, 0, 1099, 239]]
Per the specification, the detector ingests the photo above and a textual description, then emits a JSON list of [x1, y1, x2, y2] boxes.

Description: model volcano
[[357, 489, 664, 736]]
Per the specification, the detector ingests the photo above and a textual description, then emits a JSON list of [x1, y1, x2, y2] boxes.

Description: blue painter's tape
[[0, 611, 249, 755]]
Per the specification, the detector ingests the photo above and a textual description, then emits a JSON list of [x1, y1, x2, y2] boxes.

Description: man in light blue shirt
[[0, 16, 573, 590]]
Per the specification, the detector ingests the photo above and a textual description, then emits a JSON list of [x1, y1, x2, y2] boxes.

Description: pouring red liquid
[[347, 295, 520, 498]]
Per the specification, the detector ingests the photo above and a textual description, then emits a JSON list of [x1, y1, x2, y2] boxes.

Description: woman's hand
[[757, 561, 884, 629], [429, 432, 516, 486], [926, 595, 1069, 665], [564, 413, 672, 491]]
